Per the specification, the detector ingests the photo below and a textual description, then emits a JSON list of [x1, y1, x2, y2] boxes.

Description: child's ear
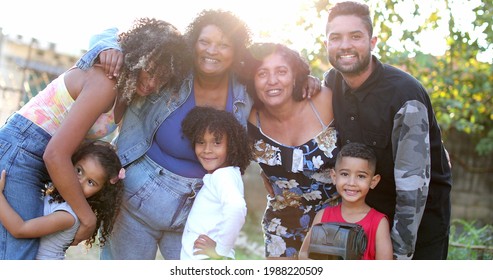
[[330, 168, 336, 182], [369, 174, 381, 189]]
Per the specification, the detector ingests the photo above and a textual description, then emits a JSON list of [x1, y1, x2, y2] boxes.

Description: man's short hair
[[326, 1, 373, 37]]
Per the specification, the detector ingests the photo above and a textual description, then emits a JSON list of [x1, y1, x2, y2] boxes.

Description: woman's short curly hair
[[182, 106, 253, 175], [184, 9, 252, 74], [242, 42, 310, 105], [117, 17, 192, 104]]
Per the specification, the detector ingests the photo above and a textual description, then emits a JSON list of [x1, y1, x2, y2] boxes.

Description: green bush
[[448, 219, 493, 260]]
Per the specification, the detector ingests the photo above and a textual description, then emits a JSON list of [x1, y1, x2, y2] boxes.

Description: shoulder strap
[[308, 99, 329, 129]]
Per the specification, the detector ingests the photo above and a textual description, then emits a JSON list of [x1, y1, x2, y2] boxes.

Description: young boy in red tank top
[[299, 142, 393, 260]]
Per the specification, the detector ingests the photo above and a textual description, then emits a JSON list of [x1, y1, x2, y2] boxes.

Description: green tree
[[294, 0, 493, 155]]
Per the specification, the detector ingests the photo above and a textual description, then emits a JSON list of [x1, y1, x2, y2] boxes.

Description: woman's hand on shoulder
[[302, 75, 322, 99], [97, 49, 124, 79]]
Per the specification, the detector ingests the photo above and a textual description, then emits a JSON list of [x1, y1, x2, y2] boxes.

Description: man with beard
[[323, 1, 452, 260]]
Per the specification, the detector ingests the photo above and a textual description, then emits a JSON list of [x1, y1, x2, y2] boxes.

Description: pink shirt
[[18, 71, 118, 140]]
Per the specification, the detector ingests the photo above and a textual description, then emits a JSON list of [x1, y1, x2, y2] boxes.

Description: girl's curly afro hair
[[182, 106, 253, 175], [117, 17, 192, 104]]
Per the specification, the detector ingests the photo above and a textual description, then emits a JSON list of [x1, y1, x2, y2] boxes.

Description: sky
[[1, 0, 489, 62], [0, 0, 313, 56]]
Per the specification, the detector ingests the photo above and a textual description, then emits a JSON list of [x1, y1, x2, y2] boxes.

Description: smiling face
[[254, 52, 295, 107], [331, 156, 380, 204], [325, 15, 377, 77], [135, 63, 170, 97], [194, 24, 234, 77], [195, 129, 229, 174], [74, 156, 107, 199]]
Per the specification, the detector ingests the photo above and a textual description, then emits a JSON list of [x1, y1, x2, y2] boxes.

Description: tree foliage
[[293, 0, 493, 155]]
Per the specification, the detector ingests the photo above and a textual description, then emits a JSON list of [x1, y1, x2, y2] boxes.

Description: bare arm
[[43, 67, 117, 245], [0, 170, 75, 238], [298, 210, 324, 259], [375, 217, 393, 260], [260, 170, 274, 197]]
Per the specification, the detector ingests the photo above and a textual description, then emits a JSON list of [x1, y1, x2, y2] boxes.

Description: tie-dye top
[[18, 72, 118, 140]]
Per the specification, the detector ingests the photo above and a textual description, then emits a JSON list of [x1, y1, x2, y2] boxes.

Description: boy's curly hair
[[44, 140, 124, 248], [184, 9, 252, 75], [117, 17, 192, 104], [181, 106, 253, 175], [242, 42, 310, 105]]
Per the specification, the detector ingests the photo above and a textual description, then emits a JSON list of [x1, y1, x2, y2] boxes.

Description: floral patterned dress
[[248, 104, 340, 258]]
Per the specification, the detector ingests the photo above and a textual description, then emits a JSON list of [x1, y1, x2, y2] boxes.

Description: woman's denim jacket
[[76, 28, 253, 167]]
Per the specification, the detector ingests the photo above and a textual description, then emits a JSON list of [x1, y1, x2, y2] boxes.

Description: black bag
[[308, 222, 367, 260]]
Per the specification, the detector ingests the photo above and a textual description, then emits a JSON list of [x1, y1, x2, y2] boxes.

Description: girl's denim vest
[[116, 73, 252, 167]]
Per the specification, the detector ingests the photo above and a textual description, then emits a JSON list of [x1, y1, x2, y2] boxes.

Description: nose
[[339, 36, 352, 49], [77, 176, 85, 185], [147, 75, 159, 89], [348, 175, 356, 185], [267, 72, 278, 85], [206, 43, 218, 54], [203, 142, 213, 153]]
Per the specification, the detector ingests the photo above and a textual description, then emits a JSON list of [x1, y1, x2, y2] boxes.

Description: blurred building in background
[[0, 27, 83, 123]]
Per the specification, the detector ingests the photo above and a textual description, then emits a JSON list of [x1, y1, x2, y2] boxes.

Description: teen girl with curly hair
[[0, 17, 190, 259]]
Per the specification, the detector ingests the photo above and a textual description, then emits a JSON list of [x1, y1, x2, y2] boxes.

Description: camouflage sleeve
[[391, 100, 430, 260]]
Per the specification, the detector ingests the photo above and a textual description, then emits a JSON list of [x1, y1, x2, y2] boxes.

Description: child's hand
[[193, 234, 222, 259], [0, 170, 6, 192]]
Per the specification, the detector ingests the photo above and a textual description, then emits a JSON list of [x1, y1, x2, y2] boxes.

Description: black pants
[[412, 235, 449, 260]]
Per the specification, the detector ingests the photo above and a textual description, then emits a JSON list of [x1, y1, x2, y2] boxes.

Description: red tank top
[[321, 204, 388, 260]]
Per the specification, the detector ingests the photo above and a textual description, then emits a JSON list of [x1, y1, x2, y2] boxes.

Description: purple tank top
[[146, 81, 233, 178]]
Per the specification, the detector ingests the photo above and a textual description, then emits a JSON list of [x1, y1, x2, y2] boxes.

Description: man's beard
[[329, 51, 371, 76]]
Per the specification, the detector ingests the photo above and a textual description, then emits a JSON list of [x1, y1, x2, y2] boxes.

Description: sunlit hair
[[242, 42, 310, 105], [326, 1, 373, 37], [43, 140, 124, 248], [184, 9, 252, 74], [116, 17, 192, 104], [336, 142, 378, 173], [181, 106, 253, 175]]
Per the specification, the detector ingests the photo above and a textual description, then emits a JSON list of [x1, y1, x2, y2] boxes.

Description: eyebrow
[[77, 164, 102, 187], [338, 168, 370, 175], [329, 30, 364, 36]]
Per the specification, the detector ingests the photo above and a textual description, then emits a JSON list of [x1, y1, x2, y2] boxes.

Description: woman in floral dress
[[244, 43, 340, 259]]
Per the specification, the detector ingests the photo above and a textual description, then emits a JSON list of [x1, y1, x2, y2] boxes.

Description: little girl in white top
[[180, 106, 253, 260]]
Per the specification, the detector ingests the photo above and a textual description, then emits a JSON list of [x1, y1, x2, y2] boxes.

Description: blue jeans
[[100, 155, 202, 260], [0, 114, 51, 259]]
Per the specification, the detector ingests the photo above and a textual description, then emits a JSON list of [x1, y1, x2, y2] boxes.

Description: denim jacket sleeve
[[75, 27, 121, 70]]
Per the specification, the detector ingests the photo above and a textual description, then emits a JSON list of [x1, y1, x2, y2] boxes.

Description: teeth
[[345, 189, 358, 195], [267, 89, 281, 94], [204, 58, 218, 63]]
